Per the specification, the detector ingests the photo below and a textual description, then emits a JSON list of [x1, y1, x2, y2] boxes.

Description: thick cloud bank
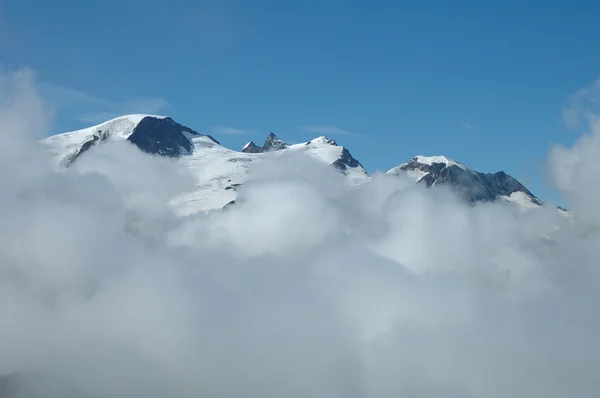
[[1, 69, 600, 398]]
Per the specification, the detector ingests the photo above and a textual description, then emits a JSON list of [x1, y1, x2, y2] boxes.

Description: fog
[[1, 68, 600, 397]]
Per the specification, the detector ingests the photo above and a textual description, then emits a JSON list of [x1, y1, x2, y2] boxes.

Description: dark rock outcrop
[[127, 117, 219, 157], [241, 133, 287, 153], [64, 116, 219, 166], [240, 141, 263, 153], [396, 157, 543, 205], [333, 147, 364, 173]]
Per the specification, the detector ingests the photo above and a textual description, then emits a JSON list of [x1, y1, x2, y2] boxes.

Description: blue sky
[[1, 0, 599, 204]]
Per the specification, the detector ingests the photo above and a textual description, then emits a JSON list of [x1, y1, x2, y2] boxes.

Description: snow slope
[[174, 135, 369, 215], [386, 155, 544, 208], [40, 115, 550, 215], [41, 115, 167, 168], [40, 115, 369, 214], [413, 155, 467, 171]]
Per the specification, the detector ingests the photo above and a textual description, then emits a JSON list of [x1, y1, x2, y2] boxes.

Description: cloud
[[561, 77, 600, 129], [210, 125, 252, 136], [460, 121, 473, 131], [40, 82, 168, 125], [302, 125, 361, 137], [3, 67, 600, 397]]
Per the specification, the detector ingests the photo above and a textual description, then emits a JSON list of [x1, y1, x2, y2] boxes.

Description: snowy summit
[[386, 154, 543, 209], [40, 115, 544, 214]]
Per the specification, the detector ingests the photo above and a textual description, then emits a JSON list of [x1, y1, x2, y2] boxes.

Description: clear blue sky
[[2, 0, 599, 204]]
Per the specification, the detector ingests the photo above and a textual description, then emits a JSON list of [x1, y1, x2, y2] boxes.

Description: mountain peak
[[41, 115, 544, 213], [263, 132, 287, 151], [411, 155, 467, 170], [241, 132, 288, 153], [307, 136, 338, 146], [41, 114, 220, 167], [241, 141, 262, 153], [387, 154, 543, 209]]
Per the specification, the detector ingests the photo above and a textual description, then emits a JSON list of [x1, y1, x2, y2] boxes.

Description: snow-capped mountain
[[241, 133, 366, 175], [40, 115, 547, 214], [386, 155, 543, 210], [41, 114, 220, 168], [40, 115, 368, 214]]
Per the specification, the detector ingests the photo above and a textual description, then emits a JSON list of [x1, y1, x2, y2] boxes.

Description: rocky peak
[[388, 155, 543, 206], [241, 132, 288, 153], [240, 141, 263, 153], [48, 115, 220, 167], [263, 132, 288, 152], [306, 136, 338, 146], [128, 116, 219, 157]]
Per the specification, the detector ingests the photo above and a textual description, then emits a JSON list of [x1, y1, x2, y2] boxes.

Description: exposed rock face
[[56, 116, 221, 167], [240, 141, 263, 153], [388, 156, 543, 205], [333, 147, 364, 173], [127, 116, 219, 157], [241, 132, 287, 153]]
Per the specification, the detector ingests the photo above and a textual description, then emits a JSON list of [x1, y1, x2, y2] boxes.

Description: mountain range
[[39, 114, 545, 214]]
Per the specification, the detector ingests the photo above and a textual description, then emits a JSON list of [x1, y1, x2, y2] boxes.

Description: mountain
[[40, 115, 545, 214], [41, 115, 219, 168], [386, 155, 543, 210], [241, 132, 288, 153], [242, 133, 366, 175], [40, 115, 368, 215]]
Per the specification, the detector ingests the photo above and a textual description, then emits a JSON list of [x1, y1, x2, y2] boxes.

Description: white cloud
[[210, 125, 252, 136], [3, 68, 600, 397], [302, 124, 361, 137], [561, 77, 600, 129]]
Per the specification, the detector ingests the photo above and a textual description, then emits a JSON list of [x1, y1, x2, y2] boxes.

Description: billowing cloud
[[1, 68, 600, 398]]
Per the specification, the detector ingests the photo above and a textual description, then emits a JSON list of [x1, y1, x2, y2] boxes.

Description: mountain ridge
[[40, 114, 544, 213], [387, 155, 543, 209]]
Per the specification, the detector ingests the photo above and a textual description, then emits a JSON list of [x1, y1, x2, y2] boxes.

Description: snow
[[404, 169, 430, 182], [242, 142, 252, 150], [309, 136, 337, 146], [174, 140, 254, 214], [385, 165, 429, 182], [40, 114, 167, 168], [40, 115, 545, 216], [384, 155, 467, 179], [40, 115, 370, 214], [172, 134, 368, 214], [289, 142, 340, 164], [413, 155, 468, 170], [500, 191, 540, 211], [289, 139, 368, 180]]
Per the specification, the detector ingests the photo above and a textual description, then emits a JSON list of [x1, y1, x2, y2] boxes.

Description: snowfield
[[40, 114, 547, 215], [40, 115, 370, 214]]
